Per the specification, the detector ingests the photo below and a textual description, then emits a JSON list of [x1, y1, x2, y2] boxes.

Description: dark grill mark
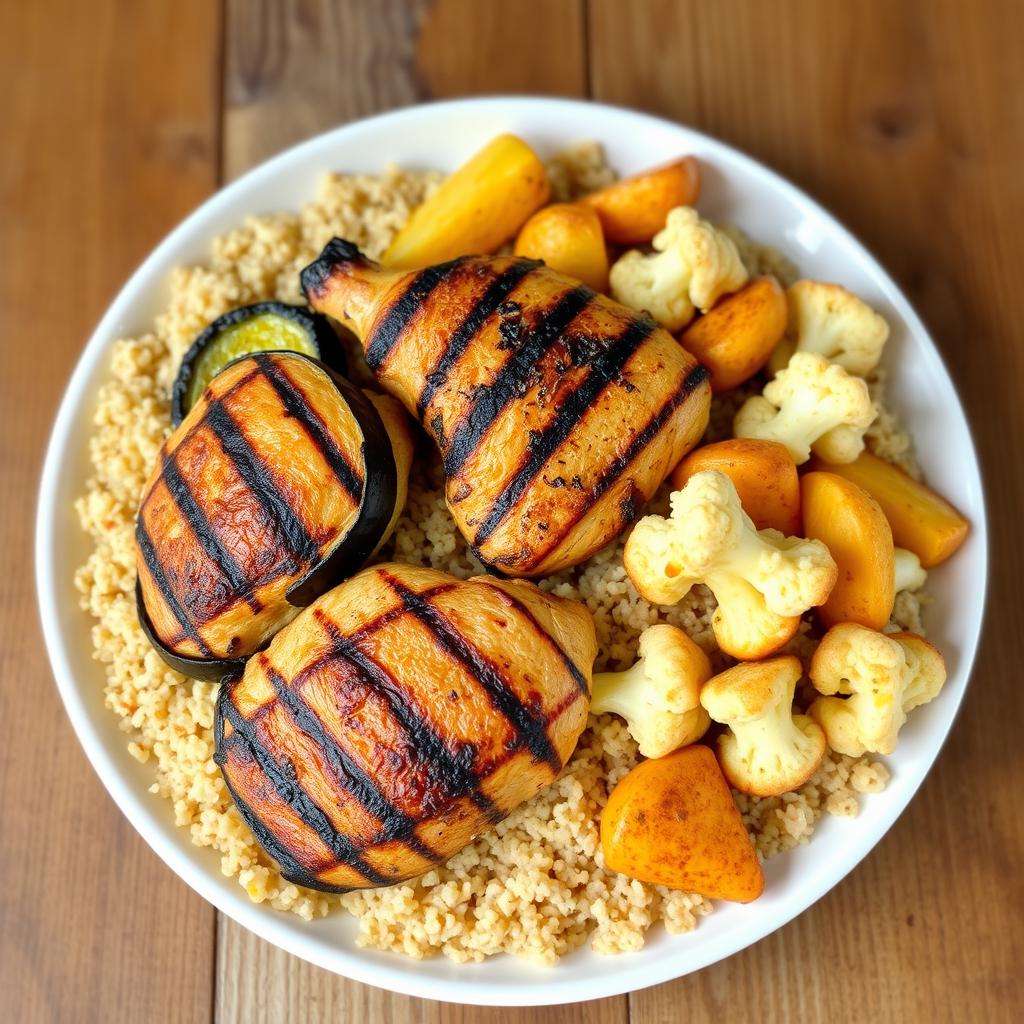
[[135, 520, 213, 657], [385, 576, 562, 772], [473, 316, 658, 548], [365, 258, 467, 371], [442, 285, 596, 477], [159, 453, 260, 615], [416, 259, 541, 419], [261, 657, 437, 857], [139, 367, 263, 522], [257, 354, 363, 502], [477, 582, 590, 698], [312, 612, 498, 820], [205, 402, 320, 566], [216, 689, 389, 887], [529, 363, 710, 567]]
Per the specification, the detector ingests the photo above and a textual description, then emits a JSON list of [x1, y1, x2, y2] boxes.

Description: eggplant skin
[[171, 301, 350, 427], [215, 563, 597, 892], [303, 242, 711, 578], [136, 352, 412, 679]]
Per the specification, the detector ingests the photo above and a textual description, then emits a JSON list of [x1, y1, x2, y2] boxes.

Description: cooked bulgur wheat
[[75, 144, 920, 963]]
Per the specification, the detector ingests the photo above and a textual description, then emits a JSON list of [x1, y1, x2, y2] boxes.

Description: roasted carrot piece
[[672, 439, 801, 535], [809, 452, 968, 568], [802, 471, 895, 630], [601, 744, 764, 902], [679, 276, 788, 392], [582, 156, 700, 246]]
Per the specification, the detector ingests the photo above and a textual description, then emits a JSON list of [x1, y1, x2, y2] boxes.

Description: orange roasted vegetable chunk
[[383, 134, 550, 268], [679, 276, 788, 392], [809, 452, 968, 568], [581, 156, 700, 246], [513, 202, 609, 292], [601, 745, 764, 902], [802, 471, 895, 630], [672, 439, 800, 535]]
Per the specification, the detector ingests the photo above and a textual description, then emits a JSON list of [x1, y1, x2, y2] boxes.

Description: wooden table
[[2, 2, 1021, 1021]]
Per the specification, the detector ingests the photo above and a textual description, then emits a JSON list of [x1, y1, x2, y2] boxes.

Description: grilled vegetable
[[302, 240, 711, 577], [383, 134, 550, 269], [171, 302, 349, 426], [136, 352, 413, 680], [215, 563, 597, 892]]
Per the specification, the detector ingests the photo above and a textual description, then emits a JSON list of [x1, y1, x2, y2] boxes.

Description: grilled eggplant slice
[[136, 351, 413, 680], [215, 562, 597, 892], [171, 302, 350, 426], [302, 240, 711, 578]]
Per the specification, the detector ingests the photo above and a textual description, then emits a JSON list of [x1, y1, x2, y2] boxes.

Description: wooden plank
[[587, 1, 1024, 1020], [217, 1, 614, 1020], [0, 1, 222, 1023]]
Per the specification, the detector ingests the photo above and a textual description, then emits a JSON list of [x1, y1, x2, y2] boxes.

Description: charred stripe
[[365, 258, 467, 370], [215, 688, 389, 887], [531, 363, 709, 567], [443, 285, 595, 477], [261, 655, 440, 856], [135, 520, 213, 657], [477, 581, 590, 698], [473, 316, 657, 547], [204, 402, 320, 565], [256, 354, 363, 502], [311, 610, 499, 821], [385, 575, 562, 772], [290, 582, 457, 681], [160, 453, 261, 614], [416, 259, 541, 419]]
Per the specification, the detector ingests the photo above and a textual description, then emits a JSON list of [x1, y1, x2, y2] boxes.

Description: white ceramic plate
[[36, 97, 987, 1006]]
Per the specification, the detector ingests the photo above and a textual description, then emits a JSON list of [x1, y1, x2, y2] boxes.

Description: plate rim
[[34, 94, 989, 1006]]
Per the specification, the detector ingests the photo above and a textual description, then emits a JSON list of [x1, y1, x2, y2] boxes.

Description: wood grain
[[588, 2, 1024, 1020], [217, 3, 615, 1021], [6, 0, 1022, 1020], [0, 1, 222, 1023]]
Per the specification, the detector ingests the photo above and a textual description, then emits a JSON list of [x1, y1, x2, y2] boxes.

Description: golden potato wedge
[[808, 452, 968, 568], [672, 439, 800, 535], [581, 156, 700, 246], [601, 745, 764, 902], [513, 202, 609, 291], [383, 134, 550, 268], [679, 276, 788, 392], [802, 471, 895, 630]]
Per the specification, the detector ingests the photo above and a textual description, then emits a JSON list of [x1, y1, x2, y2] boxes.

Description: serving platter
[[35, 96, 987, 1006]]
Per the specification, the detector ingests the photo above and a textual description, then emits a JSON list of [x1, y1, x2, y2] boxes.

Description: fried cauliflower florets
[[809, 623, 947, 756], [623, 470, 837, 660], [734, 351, 876, 464], [701, 656, 827, 796], [609, 206, 749, 332], [769, 280, 890, 377], [590, 624, 712, 758]]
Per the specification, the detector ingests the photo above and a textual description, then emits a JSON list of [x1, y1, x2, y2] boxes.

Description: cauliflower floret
[[624, 470, 837, 660], [609, 206, 749, 332], [769, 280, 890, 377], [734, 351, 876, 464], [809, 623, 947, 756], [700, 656, 827, 796], [893, 546, 927, 593], [591, 624, 711, 758]]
